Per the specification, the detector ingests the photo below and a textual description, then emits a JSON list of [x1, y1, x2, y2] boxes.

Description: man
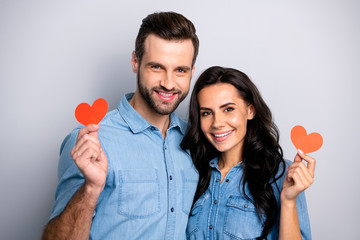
[[42, 12, 199, 239]]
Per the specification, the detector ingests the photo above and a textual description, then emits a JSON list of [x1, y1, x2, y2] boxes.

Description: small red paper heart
[[290, 125, 323, 154], [75, 98, 108, 125]]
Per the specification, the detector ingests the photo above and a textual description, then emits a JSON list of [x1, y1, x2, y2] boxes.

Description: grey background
[[1, 0, 359, 239]]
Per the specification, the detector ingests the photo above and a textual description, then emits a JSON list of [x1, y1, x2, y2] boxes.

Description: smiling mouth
[[155, 90, 177, 101], [212, 130, 233, 141]]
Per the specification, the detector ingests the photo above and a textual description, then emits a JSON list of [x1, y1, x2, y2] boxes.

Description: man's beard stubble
[[137, 71, 188, 115]]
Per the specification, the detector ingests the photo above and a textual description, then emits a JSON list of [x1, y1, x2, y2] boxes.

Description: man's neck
[[129, 91, 170, 138]]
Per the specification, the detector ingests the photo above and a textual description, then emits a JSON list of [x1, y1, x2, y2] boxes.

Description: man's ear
[[131, 51, 138, 73], [247, 105, 256, 120]]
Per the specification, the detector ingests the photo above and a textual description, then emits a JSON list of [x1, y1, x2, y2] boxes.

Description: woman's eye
[[201, 111, 211, 116], [225, 107, 234, 112]]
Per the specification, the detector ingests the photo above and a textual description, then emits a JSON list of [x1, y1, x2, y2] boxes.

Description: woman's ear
[[247, 105, 256, 120]]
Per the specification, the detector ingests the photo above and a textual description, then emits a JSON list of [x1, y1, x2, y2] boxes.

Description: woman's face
[[197, 83, 255, 155]]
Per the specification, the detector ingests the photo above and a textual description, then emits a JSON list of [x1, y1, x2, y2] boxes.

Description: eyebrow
[[199, 102, 236, 111], [145, 61, 191, 71]]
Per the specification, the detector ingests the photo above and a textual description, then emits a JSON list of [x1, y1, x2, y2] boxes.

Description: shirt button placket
[[209, 172, 220, 238]]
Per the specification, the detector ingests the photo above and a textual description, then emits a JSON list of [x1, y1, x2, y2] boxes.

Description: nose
[[211, 112, 225, 129], [160, 72, 175, 91]]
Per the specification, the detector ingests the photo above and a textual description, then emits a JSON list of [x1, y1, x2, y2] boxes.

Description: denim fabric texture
[[186, 158, 311, 240], [50, 93, 199, 239]]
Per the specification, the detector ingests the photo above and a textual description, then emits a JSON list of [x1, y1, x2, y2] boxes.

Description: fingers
[[77, 124, 100, 141], [99, 148, 108, 164], [72, 137, 101, 161], [287, 162, 314, 187], [72, 133, 100, 153], [71, 125, 102, 164], [286, 166, 313, 192], [295, 149, 316, 177]]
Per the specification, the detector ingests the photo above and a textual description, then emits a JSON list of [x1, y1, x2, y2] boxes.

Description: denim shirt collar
[[209, 157, 243, 171], [118, 93, 186, 134]]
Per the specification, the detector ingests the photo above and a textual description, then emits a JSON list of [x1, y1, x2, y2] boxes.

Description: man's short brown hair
[[135, 11, 199, 67]]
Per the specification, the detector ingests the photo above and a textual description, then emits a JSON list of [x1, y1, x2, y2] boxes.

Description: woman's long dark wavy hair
[[181, 66, 286, 239]]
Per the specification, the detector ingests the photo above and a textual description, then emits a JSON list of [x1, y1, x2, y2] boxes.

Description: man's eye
[[177, 68, 186, 73], [225, 107, 234, 112], [152, 65, 161, 70]]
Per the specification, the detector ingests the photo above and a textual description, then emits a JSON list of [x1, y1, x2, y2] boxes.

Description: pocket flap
[[226, 195, 256, 212]]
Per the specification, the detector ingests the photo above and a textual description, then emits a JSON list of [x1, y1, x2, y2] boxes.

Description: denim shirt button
[[216, 179, 220, 182], [169, 175, 173, 180], [209, 225, 213, 229], [150, 127, 156, 131], [225, 179, 229, 182], [244, 204, 248, 208], [214, 200, 217, 204], [171, 207, 174, 212]]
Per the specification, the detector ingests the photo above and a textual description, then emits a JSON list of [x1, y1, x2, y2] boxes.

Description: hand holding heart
[[280, 125, 320, 202], [71, 98, 109, 194]]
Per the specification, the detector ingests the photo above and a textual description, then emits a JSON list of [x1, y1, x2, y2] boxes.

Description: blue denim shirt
[[50, 93, 199, 239], [186, 158, 311, 240]]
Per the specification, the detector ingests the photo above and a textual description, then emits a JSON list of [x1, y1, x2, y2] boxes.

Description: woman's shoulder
[[277, 159, 292, 173]]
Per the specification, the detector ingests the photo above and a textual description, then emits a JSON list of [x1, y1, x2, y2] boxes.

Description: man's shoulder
[[171, 113, 188, 135], [178, 116, 188, 133]]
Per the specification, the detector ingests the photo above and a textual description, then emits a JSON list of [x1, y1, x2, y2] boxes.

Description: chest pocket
[[118, 169, 160, 218], [224, 196, 263, 240]]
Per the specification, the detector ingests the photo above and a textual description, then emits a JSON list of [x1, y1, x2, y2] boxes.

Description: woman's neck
[[218, 149, 243, 183]]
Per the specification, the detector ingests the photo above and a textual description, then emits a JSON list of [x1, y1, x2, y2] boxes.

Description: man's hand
[[42, 124, 108, 240], [70, 124, 108, 196]]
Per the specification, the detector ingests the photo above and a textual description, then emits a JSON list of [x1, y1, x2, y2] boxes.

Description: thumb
[[77, 124, 100, 140], [87, 124, 100, 138], [294, 149, 304, 163], [86, 124, 100, 132]]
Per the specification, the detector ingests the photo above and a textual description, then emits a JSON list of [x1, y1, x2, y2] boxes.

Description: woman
[[181, 66, 314, 239]]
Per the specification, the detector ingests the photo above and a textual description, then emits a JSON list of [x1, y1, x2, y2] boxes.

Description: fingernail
[[298, 149, 304, 154]]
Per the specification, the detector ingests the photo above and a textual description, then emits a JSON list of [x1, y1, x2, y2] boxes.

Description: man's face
[[132, 34, 195, 115]]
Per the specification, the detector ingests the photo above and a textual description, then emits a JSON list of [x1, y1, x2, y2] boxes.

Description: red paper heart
[[75, 98, 108, 125], [291, 125, 323, 154]]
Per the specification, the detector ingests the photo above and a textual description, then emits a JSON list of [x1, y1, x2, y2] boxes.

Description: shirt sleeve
[[296, 190, 312, 239], [49, 128, 84, 221]]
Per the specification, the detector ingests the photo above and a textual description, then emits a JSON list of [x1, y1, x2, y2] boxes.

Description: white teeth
[[214, 131, 232, 138], [158, 92, 174, 97]]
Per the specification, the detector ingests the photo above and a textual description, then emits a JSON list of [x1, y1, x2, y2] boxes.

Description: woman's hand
[[281, 149, 316, 203]]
